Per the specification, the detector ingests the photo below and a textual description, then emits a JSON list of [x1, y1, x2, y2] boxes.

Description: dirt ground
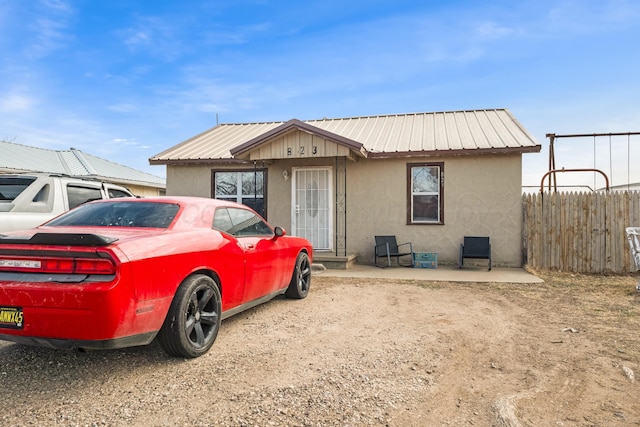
[[0, 270, 639, 426]]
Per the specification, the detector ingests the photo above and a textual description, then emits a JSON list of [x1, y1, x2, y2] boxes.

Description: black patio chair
[[459, 236, 491, 271], [374, 235, 414, 268]]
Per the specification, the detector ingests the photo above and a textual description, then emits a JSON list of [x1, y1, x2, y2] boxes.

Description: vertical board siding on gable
[[252, 131, 350, 160], [523, 191, 640, 273]]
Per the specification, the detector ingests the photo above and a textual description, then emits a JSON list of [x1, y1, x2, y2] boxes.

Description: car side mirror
[[273, 226, 286, 239]]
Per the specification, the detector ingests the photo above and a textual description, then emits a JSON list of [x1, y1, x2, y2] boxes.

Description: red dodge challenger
[[0, 197, 313, 358]]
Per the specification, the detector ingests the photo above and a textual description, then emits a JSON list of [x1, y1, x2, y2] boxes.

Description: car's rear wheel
[[285, 252, 311, 299], [158, 274, 221, 358]]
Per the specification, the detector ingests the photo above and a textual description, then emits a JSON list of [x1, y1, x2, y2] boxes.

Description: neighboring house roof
[[150, 109, 541, 165], [604, 182, 640, 192], [0, 141, 165, 189]]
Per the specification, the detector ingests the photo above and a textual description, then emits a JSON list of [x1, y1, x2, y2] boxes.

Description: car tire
[[285, 252, 311, 299], [158, 274, 221, 358]]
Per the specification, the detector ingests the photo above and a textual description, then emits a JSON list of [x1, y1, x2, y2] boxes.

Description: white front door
[[292, 168, 332, 250]]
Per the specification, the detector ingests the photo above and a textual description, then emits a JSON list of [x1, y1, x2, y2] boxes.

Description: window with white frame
[[408, 162, 444, 224], [212, 170, 266, 218]]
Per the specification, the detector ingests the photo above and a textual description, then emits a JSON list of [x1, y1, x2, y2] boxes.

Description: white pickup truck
[[0, 173, 135, 233]]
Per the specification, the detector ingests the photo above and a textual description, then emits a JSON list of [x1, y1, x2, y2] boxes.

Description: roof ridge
[[216, 109, 508, 126], [306, 108, 507, 123], [80, 150, 165, 179], [69, 148, 96, 175]]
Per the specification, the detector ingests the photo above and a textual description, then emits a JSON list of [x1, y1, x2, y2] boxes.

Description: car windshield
[[47, 201, 180, 228], [0, 176, 36, 202]]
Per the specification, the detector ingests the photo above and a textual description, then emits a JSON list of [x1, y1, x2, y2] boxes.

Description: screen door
[[292, 168, 332, 250]]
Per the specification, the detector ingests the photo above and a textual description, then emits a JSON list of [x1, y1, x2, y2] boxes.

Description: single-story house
[[150, 109, 541, 268], [0, 141, 165, 196]]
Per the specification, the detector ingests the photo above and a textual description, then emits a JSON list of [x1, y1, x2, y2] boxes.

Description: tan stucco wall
[[345, 154, 523, 267], [126, 184, 164, 197], [166, 165, 214, 197], [164, 153, 524, 267]]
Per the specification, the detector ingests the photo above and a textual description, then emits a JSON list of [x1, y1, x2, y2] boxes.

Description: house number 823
[[287, 146, 317, 156]]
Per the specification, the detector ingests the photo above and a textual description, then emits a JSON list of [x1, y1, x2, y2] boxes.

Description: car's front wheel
[[158, 274, 221, 358], [285, 252, 311, 299]]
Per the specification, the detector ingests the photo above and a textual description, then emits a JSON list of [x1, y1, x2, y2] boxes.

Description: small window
[[33, 184, 50, 203], [408, 163, 444, 224], [212, 170, 266, 218], [214, 207, 272, 237], [107, 188, 132, 198], [67, 185, 103, 209]]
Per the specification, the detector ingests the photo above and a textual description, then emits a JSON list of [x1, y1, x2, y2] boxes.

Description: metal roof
[[0, 141, 165, 188], [150, 109, 541, 164]]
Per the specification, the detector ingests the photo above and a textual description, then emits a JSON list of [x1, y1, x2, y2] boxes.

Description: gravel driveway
[[0, 273, 638, 426]]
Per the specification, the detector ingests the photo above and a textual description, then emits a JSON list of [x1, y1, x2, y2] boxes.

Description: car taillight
[[74, 258, 116, 274], [0, 256, 116, 275]]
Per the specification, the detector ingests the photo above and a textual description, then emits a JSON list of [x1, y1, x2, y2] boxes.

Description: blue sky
[[1, 0, 639, 190]]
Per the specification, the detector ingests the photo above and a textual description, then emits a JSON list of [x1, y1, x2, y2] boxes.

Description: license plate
[[0, 306, 24, 329]]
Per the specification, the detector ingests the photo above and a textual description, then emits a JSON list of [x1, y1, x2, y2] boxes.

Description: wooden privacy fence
[[522, 191, 640, 273]]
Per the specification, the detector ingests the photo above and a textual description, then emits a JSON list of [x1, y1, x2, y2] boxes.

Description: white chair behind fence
[[625, 227, 640, 292]]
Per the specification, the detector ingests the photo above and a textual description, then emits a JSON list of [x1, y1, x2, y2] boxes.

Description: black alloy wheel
[[158, 274, 221, 358], [285, 252, 311, 299]]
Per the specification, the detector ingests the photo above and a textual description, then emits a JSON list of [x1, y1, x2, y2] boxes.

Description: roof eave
[[87, 175, 166, 189], [149, 157, 251, 166], [367, 145, 542, 158]]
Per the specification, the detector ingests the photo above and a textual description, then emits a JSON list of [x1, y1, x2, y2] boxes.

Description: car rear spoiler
[[0, 233, 118, 246]]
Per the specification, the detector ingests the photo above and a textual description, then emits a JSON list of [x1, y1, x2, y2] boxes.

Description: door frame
[[291, 166, 333, 250]]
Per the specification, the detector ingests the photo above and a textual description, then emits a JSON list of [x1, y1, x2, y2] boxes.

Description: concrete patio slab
[[313, 264, 543, 284]]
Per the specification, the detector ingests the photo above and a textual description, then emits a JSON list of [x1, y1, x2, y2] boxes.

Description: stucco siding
[[166, 165, 213, 197], [126, 184, 163, 197], [345, 154, 523, 267], [164, 153, 523, 267]]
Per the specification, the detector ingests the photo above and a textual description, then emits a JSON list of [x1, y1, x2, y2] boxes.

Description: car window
[[0, 176, 36, 201], [213, 208, 234, 233], [67, 185, 103, 209], [107, 188, 132, 198], [214, 207, 272, 237], [32, 184, 50, 202], [47, 201, 180, 228]]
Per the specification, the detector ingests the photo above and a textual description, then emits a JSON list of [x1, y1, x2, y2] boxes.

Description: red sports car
[[0, 197, 312, 358]]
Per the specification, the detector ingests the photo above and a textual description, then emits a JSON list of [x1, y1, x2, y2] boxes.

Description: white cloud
[[124, 30, 152, 46], [24, 0, 74, 59], [475, 21, 516, 39], [117, 16, 184, 61], [39, 0, 72, 13], [0, 93, 35, 112], [543, 0, 640, 35], [107, 103, 138, 113], [108, 138, 142, 148], [200, 22, 272, 46]]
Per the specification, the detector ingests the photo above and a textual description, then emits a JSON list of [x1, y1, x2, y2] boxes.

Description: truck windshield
[[0, 176, 37, 202]]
